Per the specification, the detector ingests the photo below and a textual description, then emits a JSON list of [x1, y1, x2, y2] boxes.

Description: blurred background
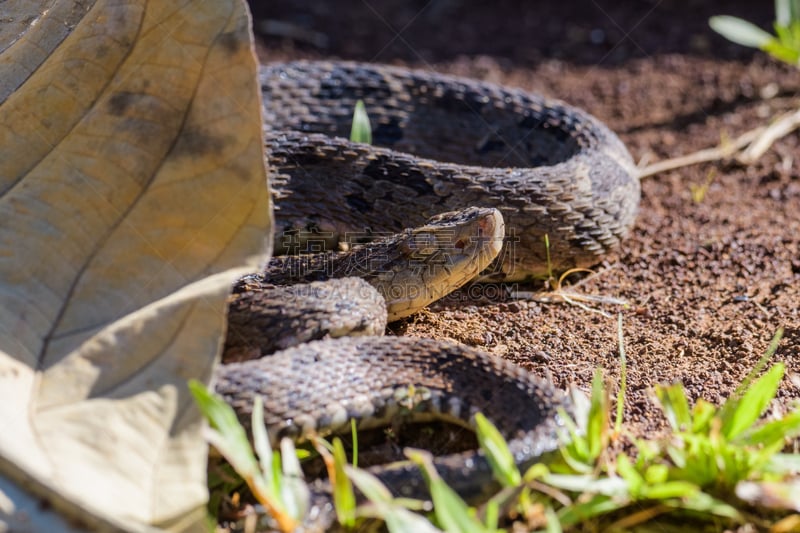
[[247, 0, 769, 66]]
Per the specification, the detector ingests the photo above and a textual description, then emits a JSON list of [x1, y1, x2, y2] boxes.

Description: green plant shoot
[[350, 99, 373, 144], [710, 0, 800, 66]]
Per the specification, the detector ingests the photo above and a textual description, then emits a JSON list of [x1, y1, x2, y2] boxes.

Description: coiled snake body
[[213, 61, 639, 529], [263, 61, 639, 280]]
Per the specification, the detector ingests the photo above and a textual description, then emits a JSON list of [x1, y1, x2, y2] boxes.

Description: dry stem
[[636, 107, 800, 179]]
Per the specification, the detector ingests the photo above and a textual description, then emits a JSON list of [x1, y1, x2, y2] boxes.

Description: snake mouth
[[381, 207, 505, 321], [474, 208, 505, 261]]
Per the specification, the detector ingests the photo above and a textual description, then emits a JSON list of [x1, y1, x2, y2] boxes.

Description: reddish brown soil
[[250, 1, 800, 442]]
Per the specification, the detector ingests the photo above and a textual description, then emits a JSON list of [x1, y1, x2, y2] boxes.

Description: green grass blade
[[615, 313, 627, 435], [764, 453, 800, 475], [251, 397, 277, 493], [343, 461, 436, 530], [278, 438, 310, 522], [544, 234, 553, 281], [709, 15, 775, 48], [544, 505, 562, 533], [654, 383, 692, 432], [542, 473, 628, 496], [189, 379, 244, 438], [351, 418, 359, 468], [643, 463, 668, 485], [188, 379, 259, 477], [632, 438, 660, 467], [728, 329, 784, 400], [777, 0, 790, 27], [483, 498, 499, 531], [774, 21, 793, 43], [406, 449, 489, 533], [722, 363, 784, 440], [559, 441, 594, 474], [719, 329, 783, 427], [428, 480, 486, 533], [523, 463, 550, 482], [344, 465, 394, 504], [640, 480, 700, 500], [664, 491, 742, 520], [190, 380, 300, 530], [475, 412, 521, 487], [556, 494, 625, 527], [745, 440, 788, 477], [763, 38, 800, 64], [382, 506, 443, 533], [775, 0, 800, 27], [332, 437, 357, 527], [615, 453, 644, 497], [554, 407, 593, 473], [691, 399, 717, 433], [350, 99, 372, 144], [740, 404, 800, 447], [586, 369, 609, 461]]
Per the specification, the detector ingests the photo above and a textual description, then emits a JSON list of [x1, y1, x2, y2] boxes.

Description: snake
[[212, 61, 640, 529]]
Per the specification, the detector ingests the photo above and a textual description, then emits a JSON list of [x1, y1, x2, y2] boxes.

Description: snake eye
[[402, 232, 437, 256], [454, 239, 466, 250]]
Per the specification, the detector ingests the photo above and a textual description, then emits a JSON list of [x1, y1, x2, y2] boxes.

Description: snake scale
[[213, 61, 640, 529]]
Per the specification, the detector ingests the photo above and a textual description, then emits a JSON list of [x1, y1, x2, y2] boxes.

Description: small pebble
[[531, 350, 551, 363]]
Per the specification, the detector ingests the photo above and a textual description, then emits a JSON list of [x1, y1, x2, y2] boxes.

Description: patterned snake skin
[[262, 61, 640, 281], [213, 61, 639, 528]]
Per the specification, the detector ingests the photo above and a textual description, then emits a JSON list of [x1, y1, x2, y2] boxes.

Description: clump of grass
[[372, 326, 796, 531], [189, 382, 309, 532], [194, 326, 799, 532], [459, 325, 799, 532], [522, 327, 799, 531], [190, 380, 440, 531]]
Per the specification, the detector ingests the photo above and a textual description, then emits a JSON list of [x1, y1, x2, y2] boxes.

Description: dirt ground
[[248, 0, 800, 442]]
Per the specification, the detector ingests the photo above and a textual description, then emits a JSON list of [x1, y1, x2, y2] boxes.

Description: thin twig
[[738, 107, 800, 163], [605, 504, 672, 530], [636, 125, 764, 179], [636, 107, 800, 179]]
